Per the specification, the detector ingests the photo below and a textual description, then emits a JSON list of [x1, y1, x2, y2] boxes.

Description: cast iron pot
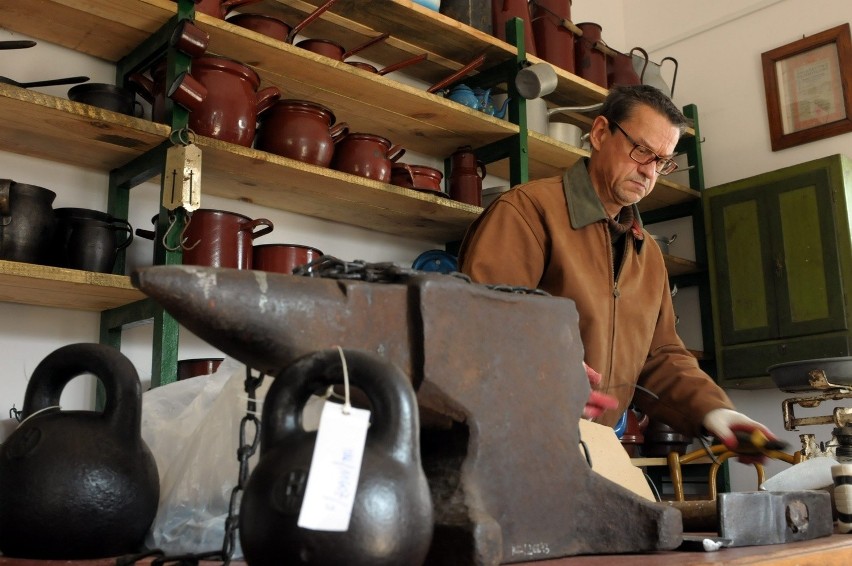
[[0, 179, 56, 264], [68, 83, 143, 117], [252, 243, 323, 275], [49, 207, 133, 273]]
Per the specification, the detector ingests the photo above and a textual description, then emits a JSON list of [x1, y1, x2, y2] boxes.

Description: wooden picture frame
[[761, 23, 852, 151]]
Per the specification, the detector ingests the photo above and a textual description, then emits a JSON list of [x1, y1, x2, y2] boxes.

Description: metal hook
[[160, 213, 183, 252], [179, 211, 200, 251]]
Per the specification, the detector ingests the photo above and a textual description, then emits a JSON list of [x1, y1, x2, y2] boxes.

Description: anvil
[[132, 265, 681, 564]]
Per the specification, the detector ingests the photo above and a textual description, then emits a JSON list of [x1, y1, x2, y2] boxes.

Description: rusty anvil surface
[[132, 265, 682, 564]]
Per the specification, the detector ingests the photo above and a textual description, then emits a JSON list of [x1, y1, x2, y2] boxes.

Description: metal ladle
[[0, 75, 89, 89]]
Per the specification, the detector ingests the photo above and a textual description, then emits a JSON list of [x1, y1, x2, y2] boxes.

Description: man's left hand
[[702, 408, 783, 464]]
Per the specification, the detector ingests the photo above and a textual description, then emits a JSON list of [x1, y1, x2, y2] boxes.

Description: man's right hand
[[583, 362, 619, 419]]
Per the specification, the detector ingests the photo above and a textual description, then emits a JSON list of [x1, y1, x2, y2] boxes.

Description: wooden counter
[[2, 534, 852, 565]]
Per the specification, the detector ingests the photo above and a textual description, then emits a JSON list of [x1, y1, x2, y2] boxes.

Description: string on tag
[[335, 345, 351, 415]]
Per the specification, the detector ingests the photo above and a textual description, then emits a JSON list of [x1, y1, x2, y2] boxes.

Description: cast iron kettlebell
[[239, 348, 434, 565], [0, 343, 160, 560]]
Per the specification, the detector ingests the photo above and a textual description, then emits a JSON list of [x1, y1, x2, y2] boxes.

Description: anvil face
[[132, 265, 682, 563]]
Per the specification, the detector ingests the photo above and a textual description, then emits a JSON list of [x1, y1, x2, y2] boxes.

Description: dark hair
[[600, 85, 691, 134]]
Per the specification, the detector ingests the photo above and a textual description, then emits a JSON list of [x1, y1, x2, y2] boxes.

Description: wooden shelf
[[0, 260, 145, 311], [663, 254, 702, 277], [0, 0, 698, 211], [0, 84, 480, 242]]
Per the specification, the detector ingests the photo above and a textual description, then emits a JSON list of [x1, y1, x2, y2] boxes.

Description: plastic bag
[[140, 358, 270, 557]]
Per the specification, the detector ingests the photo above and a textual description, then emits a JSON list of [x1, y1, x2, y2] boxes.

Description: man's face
[[588, 104, 680, 215]]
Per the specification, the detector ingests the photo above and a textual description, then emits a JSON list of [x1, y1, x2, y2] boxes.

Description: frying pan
[[0, 75, 89, 89], [0, 40, 37, 50], [346, 53, 428, 76], [426, 53, 486, 94], [767, 356, 852, 392]]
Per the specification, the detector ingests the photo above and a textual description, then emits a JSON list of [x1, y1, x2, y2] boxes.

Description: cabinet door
[[710, 185, 777, 345], [710, 167, 845, 346], [770, 168, 845, 338]]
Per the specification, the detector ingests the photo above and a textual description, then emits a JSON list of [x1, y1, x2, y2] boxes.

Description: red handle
[[243, 218, 274, 239]]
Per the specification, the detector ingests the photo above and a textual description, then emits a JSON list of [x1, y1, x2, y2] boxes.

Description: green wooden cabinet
[[704, 154, 852, 387]]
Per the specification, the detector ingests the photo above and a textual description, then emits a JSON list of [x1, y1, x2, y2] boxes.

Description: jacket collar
[[562, 159, 646, 248]]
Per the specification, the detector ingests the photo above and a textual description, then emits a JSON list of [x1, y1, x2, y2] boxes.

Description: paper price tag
[[297, 400, 371, 531]]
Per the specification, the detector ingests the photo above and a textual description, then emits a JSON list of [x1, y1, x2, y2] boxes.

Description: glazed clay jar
[[182, 0, 261, 19], [331, 133, 405, 182], [391, 164, 444, 194], [179, 56, 280, 147], [256, 100, 349, 167]]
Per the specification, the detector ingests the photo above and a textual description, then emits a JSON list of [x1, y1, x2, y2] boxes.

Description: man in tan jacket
[[459, 85, 777, 460]]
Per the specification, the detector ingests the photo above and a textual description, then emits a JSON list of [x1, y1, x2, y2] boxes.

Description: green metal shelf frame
[[99, 0, 198, 388]]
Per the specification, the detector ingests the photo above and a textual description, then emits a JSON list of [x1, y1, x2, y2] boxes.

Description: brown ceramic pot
[[177, 358, 224, 380], [607, 50, 641, 88], [574, 22, 607, 88], [179, 56, 280, 147], [391, 164, 444, 194], [448, 146, 487, 206], [530, 0, 574, 73], [141, 209, 272, 269], [256, 100, 348, 167], [331, 133, 405, 182], [226, 13, 291, 41], [252, 243, 323, 274], [183, 0, 261, 19]]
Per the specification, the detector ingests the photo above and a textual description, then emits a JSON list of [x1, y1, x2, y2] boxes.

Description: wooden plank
[[0, 84, 167, 170], [195, 136, 481, 241], [0, 260, 144, 311]]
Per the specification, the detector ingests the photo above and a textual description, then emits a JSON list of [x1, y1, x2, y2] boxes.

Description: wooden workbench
[[1, 534, 852, 565]]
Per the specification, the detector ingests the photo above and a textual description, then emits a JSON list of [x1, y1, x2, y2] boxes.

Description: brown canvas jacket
[[458, 160, 733, 436]]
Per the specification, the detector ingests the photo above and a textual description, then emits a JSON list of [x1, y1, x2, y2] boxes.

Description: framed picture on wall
[[761, 23, 852, 151]]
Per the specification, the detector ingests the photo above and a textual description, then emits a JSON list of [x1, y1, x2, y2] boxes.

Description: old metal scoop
[[0, 75, 89, 89]]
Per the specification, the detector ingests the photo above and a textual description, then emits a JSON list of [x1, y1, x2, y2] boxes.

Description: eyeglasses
[[611, 121, 678, 176]]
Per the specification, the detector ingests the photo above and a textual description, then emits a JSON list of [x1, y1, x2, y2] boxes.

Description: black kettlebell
[[239, 348, 434, 565], [0, 343, 160, 559]]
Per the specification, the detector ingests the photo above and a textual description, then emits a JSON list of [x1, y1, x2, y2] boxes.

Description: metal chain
[[220, 365, 266, 564], [293, 255, 550, 296]]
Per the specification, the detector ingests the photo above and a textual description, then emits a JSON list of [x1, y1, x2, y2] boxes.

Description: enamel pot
[[256, 100, 348, 167], [448, 146, 486, 206], [331, 133, 405, 182], [173, 56, 281, 147], [0, 179, 56, 264], [296, 32, 390, 62], [225, 0, 338, 43], [574, 22, 607, 87], [530, 0, 574, 72], [137, 209, 274, 269], [391, 163, 444, 194], [252, 243, 323, 274], [491, 0, 536, 55], [178, 0, 262, 19]]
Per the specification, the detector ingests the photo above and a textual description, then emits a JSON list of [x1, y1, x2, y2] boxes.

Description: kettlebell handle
[[22, 343, 144, 442], [262, 348, 419, 465]]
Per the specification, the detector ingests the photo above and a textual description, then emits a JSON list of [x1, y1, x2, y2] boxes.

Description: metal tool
[[718, 491, 834, 547], [131, 260, 683, 563]]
